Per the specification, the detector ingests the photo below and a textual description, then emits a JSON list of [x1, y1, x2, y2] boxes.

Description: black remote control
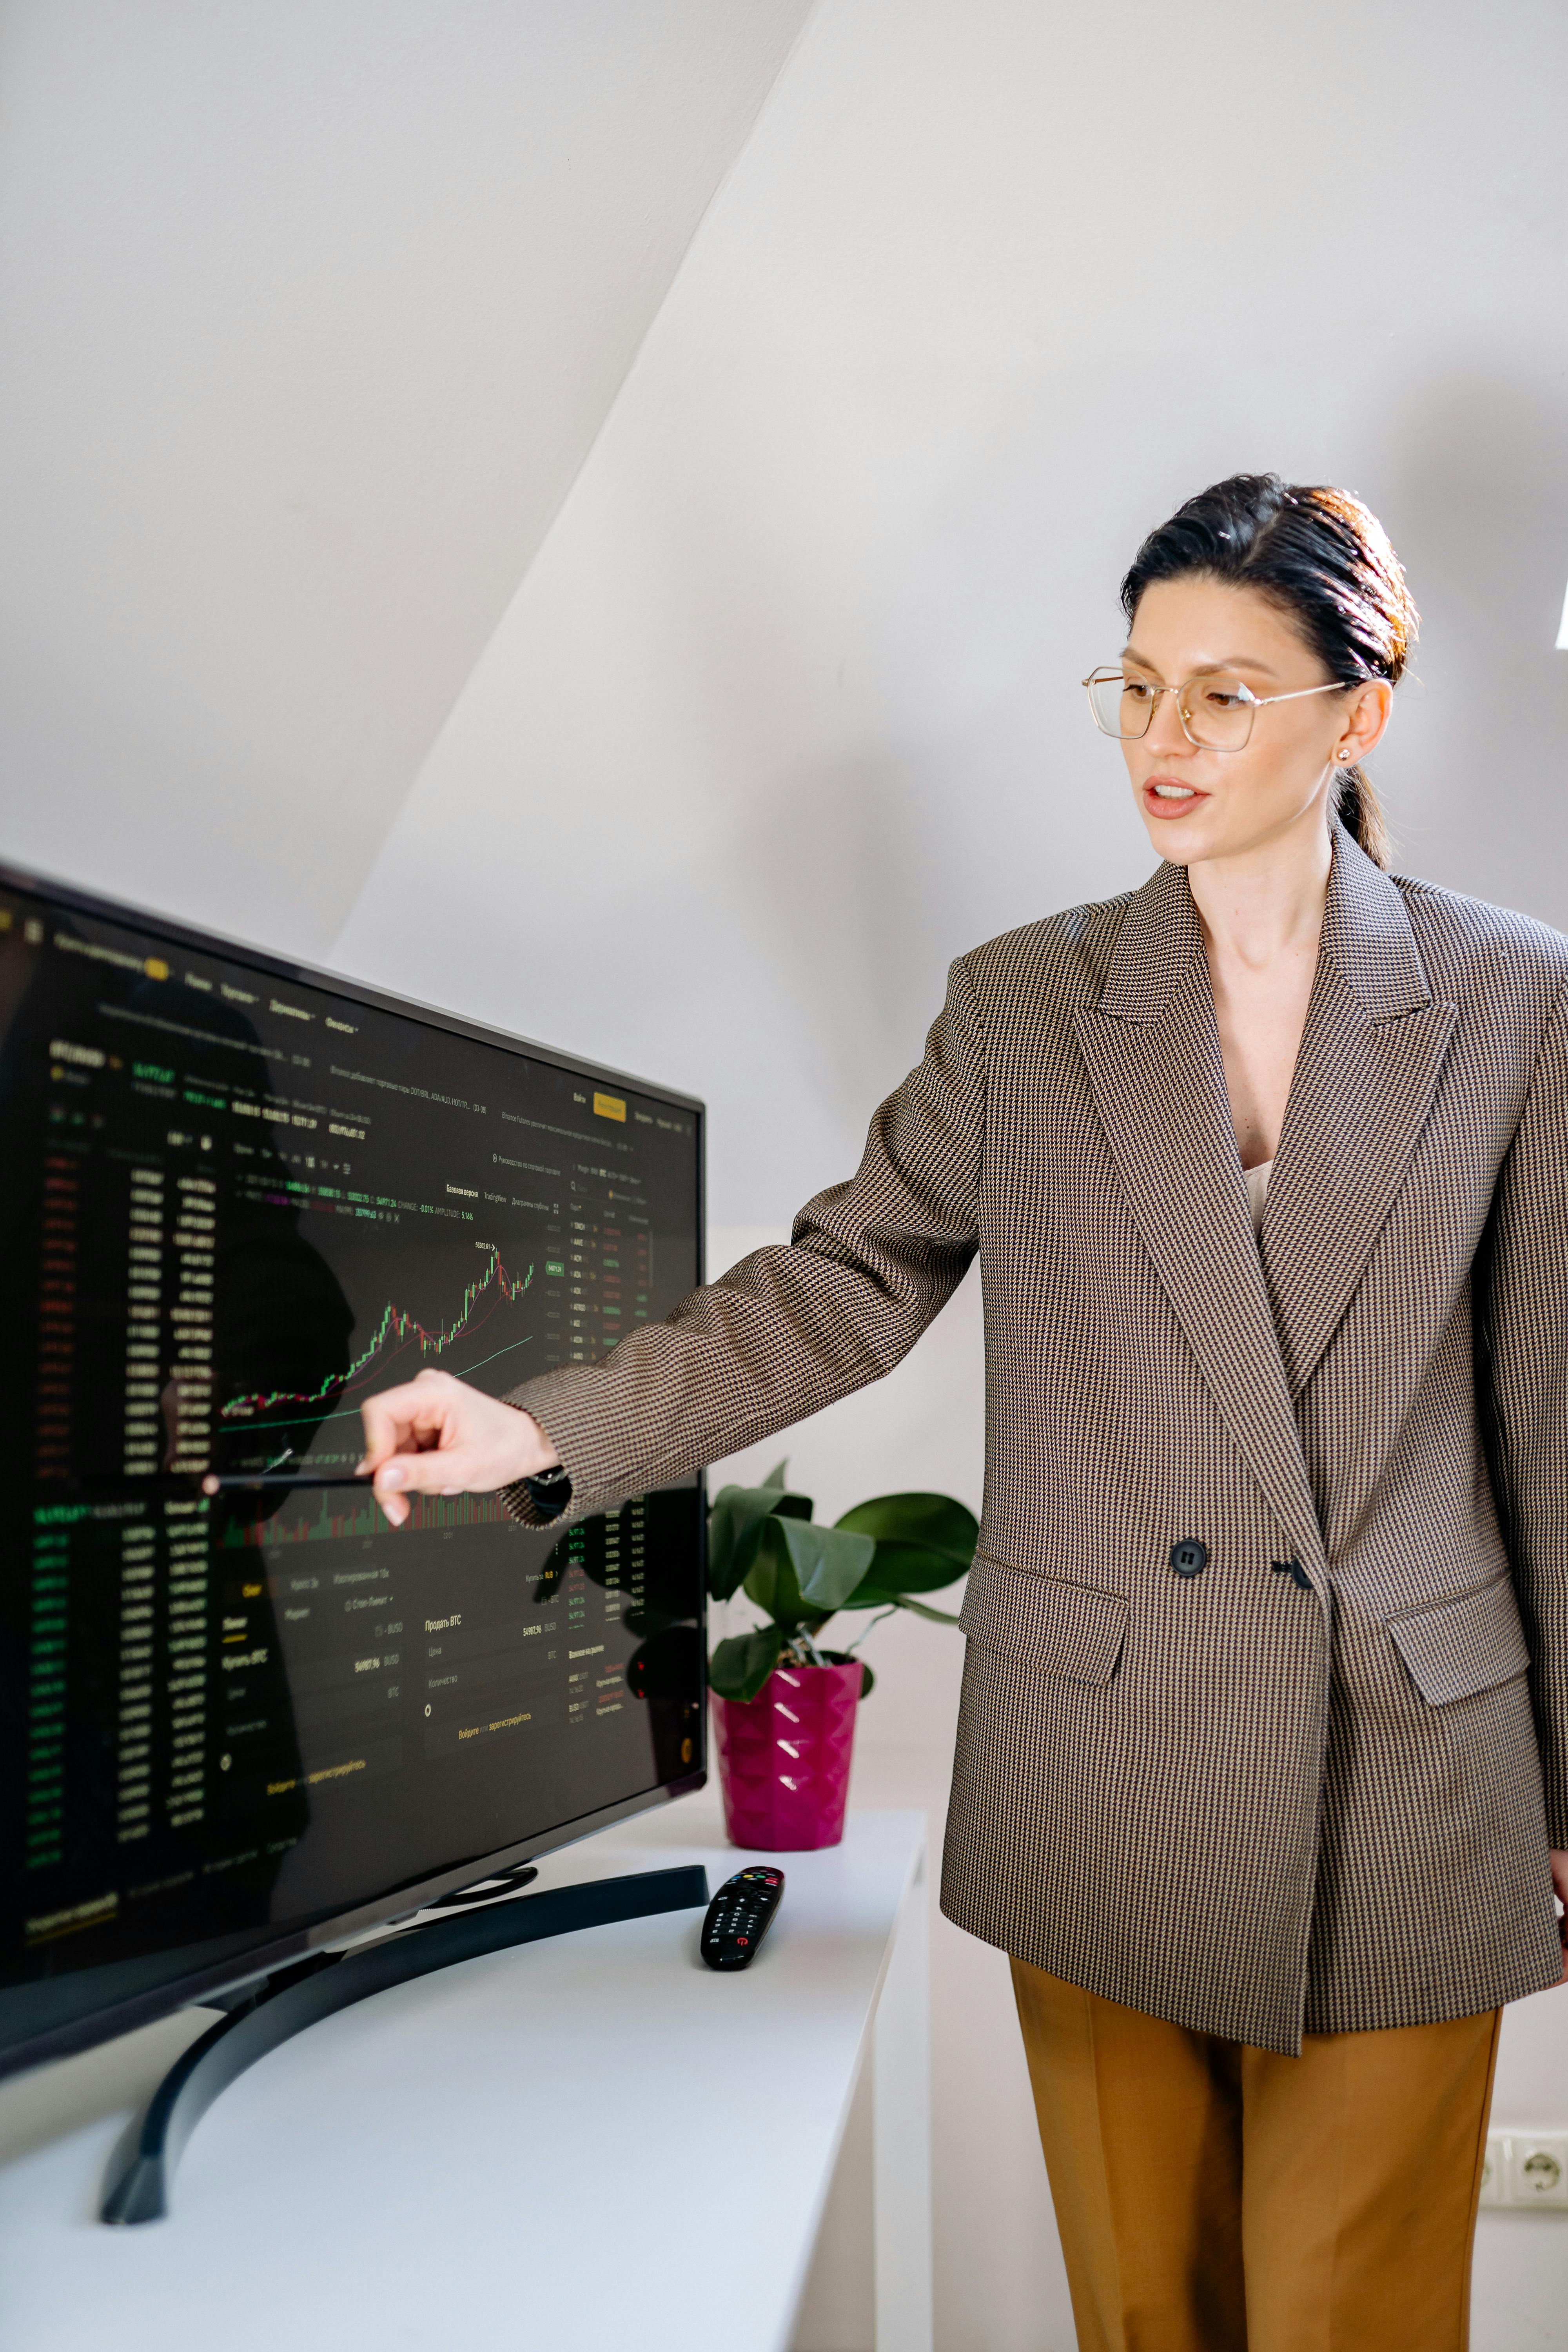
[[700, 1866, 785, 1971]]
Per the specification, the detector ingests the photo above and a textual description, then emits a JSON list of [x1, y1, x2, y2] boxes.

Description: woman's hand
[[358, 1369, 560, 1528], [1553, 1850, 1568, 1984]]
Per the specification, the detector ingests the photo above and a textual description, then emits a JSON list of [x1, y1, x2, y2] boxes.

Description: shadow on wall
[[1376, 369, 1568, 924]]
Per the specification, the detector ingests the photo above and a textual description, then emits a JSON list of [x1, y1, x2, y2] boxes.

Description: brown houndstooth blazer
[[506, 825, 1568, 2053]]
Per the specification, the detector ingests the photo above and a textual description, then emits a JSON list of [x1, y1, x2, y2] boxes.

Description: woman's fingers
[[357, 1372, 555, 1528], [371, 1440, 489, 1526], [358, 1369, 454, 1471], [361, 1372, 476, 1527]]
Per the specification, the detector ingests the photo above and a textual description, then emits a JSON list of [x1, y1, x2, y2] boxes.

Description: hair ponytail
[[1120, 474, 1417, 872], [1335, 764, 1392, 869]]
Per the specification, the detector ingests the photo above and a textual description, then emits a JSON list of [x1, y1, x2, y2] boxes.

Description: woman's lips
[[1142, 780, 1207, 821]]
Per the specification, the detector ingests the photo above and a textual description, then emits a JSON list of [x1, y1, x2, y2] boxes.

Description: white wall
[[0, 0, 811, 951]]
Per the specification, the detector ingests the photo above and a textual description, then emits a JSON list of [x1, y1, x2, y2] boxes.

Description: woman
[[359, 475, 1568, 2349]]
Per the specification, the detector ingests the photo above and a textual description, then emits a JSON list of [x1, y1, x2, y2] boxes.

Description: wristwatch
[[520, 1461, 573, 1524]]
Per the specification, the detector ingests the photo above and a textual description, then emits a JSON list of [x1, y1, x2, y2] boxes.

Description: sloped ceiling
[[0, 0, 812, 953]]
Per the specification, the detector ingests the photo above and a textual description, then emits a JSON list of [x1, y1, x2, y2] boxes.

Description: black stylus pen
[[199, 1472, 376, 1492]]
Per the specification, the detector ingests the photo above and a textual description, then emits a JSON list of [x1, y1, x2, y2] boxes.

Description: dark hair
[[1119, 473, 1417, 869]]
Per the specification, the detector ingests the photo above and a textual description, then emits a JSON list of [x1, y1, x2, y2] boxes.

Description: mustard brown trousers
[[1011, 1958, 1501, 2352]]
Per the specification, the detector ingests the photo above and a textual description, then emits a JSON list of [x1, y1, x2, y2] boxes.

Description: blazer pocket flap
[[1386, 1575, 1530, 1707], [960, 1555, 1128, 1686]]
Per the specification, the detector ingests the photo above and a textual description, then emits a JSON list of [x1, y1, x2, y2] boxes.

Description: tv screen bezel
[[0, 857, 708, 2082]]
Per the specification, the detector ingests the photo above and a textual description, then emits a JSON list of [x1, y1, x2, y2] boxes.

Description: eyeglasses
[[1082, 667, 1346, 753]]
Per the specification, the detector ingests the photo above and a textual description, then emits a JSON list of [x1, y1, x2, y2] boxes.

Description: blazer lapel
[[1258, 830, 1457, 1398], [1073, 862, 1327, 1575]]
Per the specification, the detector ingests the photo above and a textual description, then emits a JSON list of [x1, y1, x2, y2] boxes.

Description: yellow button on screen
[[593, 1092, 626, 1122]]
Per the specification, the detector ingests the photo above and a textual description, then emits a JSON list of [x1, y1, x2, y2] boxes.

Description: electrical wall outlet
[[1510, 2135, 1568, 2207], [1481, 2132, 1568, 2209]]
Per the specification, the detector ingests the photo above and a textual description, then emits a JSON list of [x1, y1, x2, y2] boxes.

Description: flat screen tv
[[0, 861, 706, 2079]]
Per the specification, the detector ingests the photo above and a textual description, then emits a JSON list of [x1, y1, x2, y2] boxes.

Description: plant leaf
[[743, 1515, 841, 1628], [709, 1623, 785, 1701], [762, 1459, 789, 1490], [743, 1517, 807, 1626], [708, 1483, 810, 1600], [777, 1516, 877, 1612], [838, 1539, 970, 1608], [834, 1492, 978, 1566], [874, 1538, 970, 1593]]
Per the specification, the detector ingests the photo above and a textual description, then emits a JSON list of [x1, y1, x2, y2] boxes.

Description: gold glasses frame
[[1082, 666, 1347, 752]]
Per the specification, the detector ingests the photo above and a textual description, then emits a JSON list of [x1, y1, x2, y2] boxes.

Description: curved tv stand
[[101, 1866, 708, 2224]]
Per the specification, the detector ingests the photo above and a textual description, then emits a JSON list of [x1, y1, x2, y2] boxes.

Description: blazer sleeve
[[498, 955, 986, 1526], [1480, 971, 1568, 1847]]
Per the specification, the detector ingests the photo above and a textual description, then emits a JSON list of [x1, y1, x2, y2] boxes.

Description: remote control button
[[701, 1866, 786, 1971]]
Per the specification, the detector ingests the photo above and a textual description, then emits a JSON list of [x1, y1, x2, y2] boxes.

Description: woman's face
[[1118, 577, 1388, 867]]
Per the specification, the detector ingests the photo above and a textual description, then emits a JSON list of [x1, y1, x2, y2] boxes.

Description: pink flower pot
[[710, 1661, 864, 1850]]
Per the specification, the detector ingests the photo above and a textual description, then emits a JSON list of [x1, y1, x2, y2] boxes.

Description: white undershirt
[[1245, 1157, 1275, 1236]]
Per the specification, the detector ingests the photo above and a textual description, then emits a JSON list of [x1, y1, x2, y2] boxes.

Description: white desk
[[0, 1805, 931, 2352]]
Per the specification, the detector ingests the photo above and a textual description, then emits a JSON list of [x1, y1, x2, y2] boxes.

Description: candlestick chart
[[220, 1246, 535, 1424], [221, 1486, 513, 1548]]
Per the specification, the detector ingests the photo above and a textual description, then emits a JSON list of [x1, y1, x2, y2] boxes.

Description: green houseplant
[[705, 1464, 977, 1848], [707, 1462, 977, 1697]]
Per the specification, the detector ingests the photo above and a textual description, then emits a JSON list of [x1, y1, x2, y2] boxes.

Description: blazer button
[[1169, 1538, 1208, 1579]]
